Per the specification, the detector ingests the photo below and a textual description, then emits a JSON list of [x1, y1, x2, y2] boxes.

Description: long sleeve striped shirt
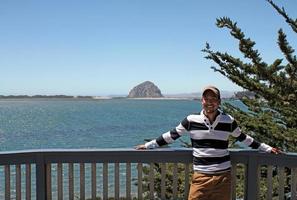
[[145, 110, 272, 173]]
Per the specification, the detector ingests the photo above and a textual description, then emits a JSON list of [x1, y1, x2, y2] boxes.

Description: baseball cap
[[202, 85, 221, 99]]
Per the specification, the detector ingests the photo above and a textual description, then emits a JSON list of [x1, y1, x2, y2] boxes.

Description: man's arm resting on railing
[[135, 139, 159, 150], [233, 131, 283, 155], [250, 139, 283, 154]]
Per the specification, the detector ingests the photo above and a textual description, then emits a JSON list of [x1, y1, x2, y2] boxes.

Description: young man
[[136, 85, 280, 200]]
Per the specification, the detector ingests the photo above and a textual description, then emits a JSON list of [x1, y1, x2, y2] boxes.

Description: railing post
[[36, 153, 47, 200], [245, 153, 260, 200]]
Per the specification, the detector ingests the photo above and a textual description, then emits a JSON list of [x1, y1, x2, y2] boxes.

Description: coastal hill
[[165, 91, 236, 99], [127, 81, 163, 98]]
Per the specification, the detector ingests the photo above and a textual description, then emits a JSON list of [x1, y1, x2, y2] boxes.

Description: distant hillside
[[234, 91, 255, 99], [128, 81, 163, 98], [164, 90, 236, 99]]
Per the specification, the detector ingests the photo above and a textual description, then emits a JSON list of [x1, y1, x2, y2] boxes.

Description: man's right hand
[[135, 144, 146, 150]]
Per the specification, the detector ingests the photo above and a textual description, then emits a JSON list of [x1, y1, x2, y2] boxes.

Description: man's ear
[[201, 96, 205, 103]]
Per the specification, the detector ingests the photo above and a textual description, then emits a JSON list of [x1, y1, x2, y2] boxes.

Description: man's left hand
[[271, 147, 283, 154]]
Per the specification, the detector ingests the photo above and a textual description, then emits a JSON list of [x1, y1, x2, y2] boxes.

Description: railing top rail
[[0, 148, 193, 164], [230, 149, 297, 167], [0, 148, 296, 166], [0, 147, 192, 154]]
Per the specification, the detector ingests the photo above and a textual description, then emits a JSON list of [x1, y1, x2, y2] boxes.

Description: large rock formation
[[128, 81, 163, 98]]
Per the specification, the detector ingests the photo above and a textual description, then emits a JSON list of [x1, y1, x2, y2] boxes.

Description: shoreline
[[126, 97, 196, 100], [0, 97, 196, 101], [0, 97, 237, 101]]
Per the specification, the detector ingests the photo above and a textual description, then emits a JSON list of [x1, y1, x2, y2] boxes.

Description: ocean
[[0, 99, 204, 151]]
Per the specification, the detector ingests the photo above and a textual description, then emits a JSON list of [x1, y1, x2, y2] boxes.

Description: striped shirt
[[145, 110, 272, 173]]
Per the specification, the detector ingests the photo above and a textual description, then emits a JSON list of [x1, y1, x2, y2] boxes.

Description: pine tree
[[202, 0, 297, 152]]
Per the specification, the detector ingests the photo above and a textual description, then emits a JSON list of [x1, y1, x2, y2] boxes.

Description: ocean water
[[0, 99, 204, 151], [0, 99, 202, 199]]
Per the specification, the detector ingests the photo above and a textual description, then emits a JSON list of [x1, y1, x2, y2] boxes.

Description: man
[[136, 85, 280, 200]]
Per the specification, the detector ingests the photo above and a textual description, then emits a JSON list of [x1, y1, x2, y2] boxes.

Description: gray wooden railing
[[0, 148, 296, 200]]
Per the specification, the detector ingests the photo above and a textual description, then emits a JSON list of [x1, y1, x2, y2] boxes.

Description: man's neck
[[204, 110, 219, 124]]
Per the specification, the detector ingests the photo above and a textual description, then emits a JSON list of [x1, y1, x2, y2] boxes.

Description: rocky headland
[[127, 81, 163, 98]]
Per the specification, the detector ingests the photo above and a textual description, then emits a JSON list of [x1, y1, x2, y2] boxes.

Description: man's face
[[202, 90, 220, 114]]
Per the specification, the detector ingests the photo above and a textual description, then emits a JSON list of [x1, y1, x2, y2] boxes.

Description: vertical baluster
[[278, 167, 285, 200], [184, 163, 190, 200], [91, 163, 97, 200], [103, 163, 108, 200], [257, 164, 261, 200], [68, 163, 74, 200], [173, 163, 178, 199], [80, 163, 85, 200], [26, 164, 31, 200], [16, 164, 21, 200], [115, 163, 120, 199], [57, 163, 63, 200], [161, 163, 166, 200], [5, 165, 10, 200], [231, 163, 237, 200], [267, 166, 273, 200], [126, 163, 131, 200], [245, 160, 260, 200], [149, 163, 154, 200], [137, 163, 143, 200], [292, 168, 297, 200], [46, 164, 52, 200]]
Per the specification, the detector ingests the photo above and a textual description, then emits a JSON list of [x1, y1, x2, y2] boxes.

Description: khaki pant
[[188, 171, 231, 200]]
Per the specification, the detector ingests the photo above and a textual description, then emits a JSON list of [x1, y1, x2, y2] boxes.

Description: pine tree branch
[[267, 0, 297, 33], [215, 18, 278, 84], [277, 29, 297, 80], [216, 17, 261, 63], [202, 47, 258, 90]]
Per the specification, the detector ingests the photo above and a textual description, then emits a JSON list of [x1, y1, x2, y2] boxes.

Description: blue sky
[[0, 0, 296, 96]]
